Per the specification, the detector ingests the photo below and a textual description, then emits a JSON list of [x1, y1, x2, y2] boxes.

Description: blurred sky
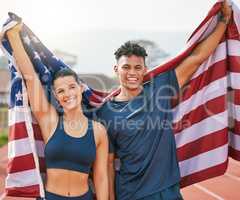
[[0, 0, 233, 33], [0, 0, 240, 75]]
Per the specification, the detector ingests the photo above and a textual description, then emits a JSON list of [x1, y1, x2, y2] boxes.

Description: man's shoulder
[[95, 100, 112, 118]]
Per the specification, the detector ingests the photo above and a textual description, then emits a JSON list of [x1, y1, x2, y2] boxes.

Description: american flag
[[0, 0, 240, 198]]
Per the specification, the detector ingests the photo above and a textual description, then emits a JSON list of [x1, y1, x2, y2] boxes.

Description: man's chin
[[125, 85, 142, 91]]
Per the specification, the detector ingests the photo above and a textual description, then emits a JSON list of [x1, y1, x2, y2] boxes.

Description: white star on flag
[[44, 67, 49, 74], [52, 55, 59, 61], [31, 36, 40, 43], [34, 51, 41, 60], [23, 36, 31, 45], [15, 90, 23, 101]]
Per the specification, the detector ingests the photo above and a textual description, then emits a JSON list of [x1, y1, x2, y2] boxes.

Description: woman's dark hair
[[114, 41, 148, 63], [52, 68, 80, 85]]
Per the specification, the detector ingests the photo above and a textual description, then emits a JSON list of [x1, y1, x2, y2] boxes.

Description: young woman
[[7, 24, 109, 200]]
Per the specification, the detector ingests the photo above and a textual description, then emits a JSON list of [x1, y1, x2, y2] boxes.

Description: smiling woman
[[5, 21, 109, 200]]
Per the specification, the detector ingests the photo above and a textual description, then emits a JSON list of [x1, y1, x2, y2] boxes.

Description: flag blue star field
[[1, 1, 240, 198]]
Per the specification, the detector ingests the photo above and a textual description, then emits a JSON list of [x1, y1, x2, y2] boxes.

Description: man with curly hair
[[95, 1, 232, 199]]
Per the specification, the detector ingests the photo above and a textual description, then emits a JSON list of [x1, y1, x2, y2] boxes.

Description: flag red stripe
[[227, 20, 240, 40], [5, 185, 40, 198], [228, 89, 240, 105], [89, 94, 104, 104], [92, 89, 109, 97], [9, 123, 43, 141], [7, 156, 45, 174], [229, 56, 240, 72], [181, 60, 227, 102], [39, 157, 46, 173], [229, 120, 240, 136], [188, 2, 221, 41], [180, 160, 228, 188], [234, 89, 240, 105], [173, 95, 226, 133], [7, 154, 36, 173], [177, 128, 228, 161], [9, 122, 28, 140], [229, 146, 240, 161], [33, 124, 44, 140]]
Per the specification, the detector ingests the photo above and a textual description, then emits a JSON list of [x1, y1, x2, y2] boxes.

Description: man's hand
[[221, 0, 232, 24]]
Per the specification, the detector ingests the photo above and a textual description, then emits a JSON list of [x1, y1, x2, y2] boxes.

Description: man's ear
[[114, 65, 118, 73], [144, 66, 148, 74]]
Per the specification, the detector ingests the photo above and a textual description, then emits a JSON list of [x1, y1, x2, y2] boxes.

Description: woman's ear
[[80, 83, 85, 93], [52, 89, 58, 100]]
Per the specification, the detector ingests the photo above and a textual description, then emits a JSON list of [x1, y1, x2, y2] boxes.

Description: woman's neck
[[63, 106, 86, 122]]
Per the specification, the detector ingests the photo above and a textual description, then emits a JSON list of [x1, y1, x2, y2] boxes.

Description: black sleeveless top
[[44, 116, 96, 173]]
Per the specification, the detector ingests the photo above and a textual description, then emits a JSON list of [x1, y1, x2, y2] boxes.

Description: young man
[[95, 1, 232, 200]]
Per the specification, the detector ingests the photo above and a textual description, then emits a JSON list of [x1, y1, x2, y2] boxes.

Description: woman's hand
[[6, 23, 23, 37]]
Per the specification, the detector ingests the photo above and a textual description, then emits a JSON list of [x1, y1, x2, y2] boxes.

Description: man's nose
[[128, 68, 137, 75]]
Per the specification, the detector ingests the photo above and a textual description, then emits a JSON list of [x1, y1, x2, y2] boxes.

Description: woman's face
[[53, 76, 83, 112]]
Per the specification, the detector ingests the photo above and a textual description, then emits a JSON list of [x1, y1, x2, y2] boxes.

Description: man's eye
[[135, 66, 142, 70], [57, 90, 63, 94]]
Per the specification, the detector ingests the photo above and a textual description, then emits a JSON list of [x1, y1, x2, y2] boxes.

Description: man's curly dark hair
[[114, 41, 148, 63]]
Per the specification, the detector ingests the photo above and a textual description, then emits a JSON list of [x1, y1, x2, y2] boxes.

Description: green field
[[0, 129, 8, 147], [0, 106, 8, 147]]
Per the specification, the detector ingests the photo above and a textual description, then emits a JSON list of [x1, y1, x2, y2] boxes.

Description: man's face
[[114, 55, 147, 91]]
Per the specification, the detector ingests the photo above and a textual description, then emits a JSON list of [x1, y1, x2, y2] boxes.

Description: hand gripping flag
[[1, 0, 240, 198]]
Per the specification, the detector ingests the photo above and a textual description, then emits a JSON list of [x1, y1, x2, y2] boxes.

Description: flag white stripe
[[5, 169, 40, 188], [186, 18, 212, 48], [228, 103, 240, 121], [229, 131, 240, 151], [229, 72, 240, 90], [192, 39, 240, 80], [8, 139, 44, 159], [233, 2, 240, 34], [9, 107, 37, 126], [191, 41, 227, 79], [179, 144, 228, 177], [228, 40, 240, 56], [173, 77, 227, 123], [198, 16, 218, 43], [191, 40, 240, 80], [175, 111, 228, 148]]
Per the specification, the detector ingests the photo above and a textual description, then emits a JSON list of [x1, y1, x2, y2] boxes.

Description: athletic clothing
[[45, 116, 96, 173], [138, 184, 183, 200], [95, 70, 181, 200], [36, 189, 93, 200]]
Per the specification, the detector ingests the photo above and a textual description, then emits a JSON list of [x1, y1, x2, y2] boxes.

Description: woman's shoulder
[[91, 120, 108, 146]]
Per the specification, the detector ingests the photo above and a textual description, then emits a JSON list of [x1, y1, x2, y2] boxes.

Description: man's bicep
[[175, 55, 200, 88]]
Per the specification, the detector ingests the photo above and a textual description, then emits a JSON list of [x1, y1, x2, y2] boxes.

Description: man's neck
[[115, 86, 143, 101]]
